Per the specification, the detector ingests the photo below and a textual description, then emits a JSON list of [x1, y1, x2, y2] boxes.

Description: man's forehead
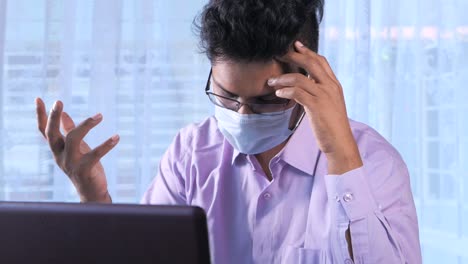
[[210, 61, 283, 97], [212, 60, 298, 77]]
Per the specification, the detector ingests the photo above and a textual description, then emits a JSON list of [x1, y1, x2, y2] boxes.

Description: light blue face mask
[[214, 105, 297, 155]]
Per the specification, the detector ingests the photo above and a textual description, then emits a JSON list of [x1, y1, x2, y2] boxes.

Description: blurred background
[[0, 0, 466, 262]]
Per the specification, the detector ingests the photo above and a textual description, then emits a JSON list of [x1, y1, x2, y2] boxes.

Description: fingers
[[36, 99, 117, 171], [61, 112, 76, 135], [64, 113, 103, 158], [45, 100, 65, 155], [269, 73, 324, 99], [294, 41, 338, 80], [275, 86, 318, 107], [35, 97, 48, 138], [83, 135, 120, 167], [316, 54, 339, 82], [277, 41, 333, 85], [268, 73, 310, 89], [268, 73, 324, 95]]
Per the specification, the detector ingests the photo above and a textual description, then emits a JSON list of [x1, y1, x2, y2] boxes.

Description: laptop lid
[[0, 202, 211, 264]]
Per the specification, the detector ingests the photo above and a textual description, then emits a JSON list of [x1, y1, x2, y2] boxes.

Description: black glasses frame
[[204, 69, 291, 115]]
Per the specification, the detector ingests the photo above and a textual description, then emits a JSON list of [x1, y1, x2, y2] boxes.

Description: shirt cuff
[[324, 166, 379, 222]]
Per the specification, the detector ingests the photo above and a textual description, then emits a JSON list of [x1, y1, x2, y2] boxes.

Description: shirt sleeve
[[140, 131, 190, 205], [324, 151, 422, 264]]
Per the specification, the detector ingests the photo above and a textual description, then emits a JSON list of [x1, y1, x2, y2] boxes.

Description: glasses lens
[[208, 93, 239, 110], [207, 89, 290, 114], [250, 101, 290, 114]]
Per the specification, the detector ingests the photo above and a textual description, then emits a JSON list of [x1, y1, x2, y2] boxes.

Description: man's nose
[[237, 104, 254, 115]]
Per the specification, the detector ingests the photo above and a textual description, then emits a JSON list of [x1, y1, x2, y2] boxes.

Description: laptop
[[0, 202, 211, 264]]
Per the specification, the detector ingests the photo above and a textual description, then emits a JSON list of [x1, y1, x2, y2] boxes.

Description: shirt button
[[263, 192, 272, 200], [344, 259, 353, 264], [343, 193, 354, 202]]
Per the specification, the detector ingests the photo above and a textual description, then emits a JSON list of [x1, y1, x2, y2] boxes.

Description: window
[[320, 1, 468, 262], [0, 0, 467, 262], [0, 0, 211, 203]]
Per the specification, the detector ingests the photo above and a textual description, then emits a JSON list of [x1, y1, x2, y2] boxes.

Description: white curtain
[[0, 0, 467, 262], [320, 0, 468, 263], [0, 0, 211, 203]]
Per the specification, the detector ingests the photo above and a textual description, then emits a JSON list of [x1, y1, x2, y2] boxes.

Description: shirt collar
[[278, 115, 320, 175], [231, 147, 243, 165], [231, 115, 320, 175]]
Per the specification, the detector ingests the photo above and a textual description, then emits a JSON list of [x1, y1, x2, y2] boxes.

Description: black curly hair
[[194, 0, 324, 63]]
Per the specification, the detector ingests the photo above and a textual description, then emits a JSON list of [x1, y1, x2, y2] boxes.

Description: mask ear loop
[[287, 69, 309, 131], [288, 105, 306, 131], [274, 63, 309, 131]]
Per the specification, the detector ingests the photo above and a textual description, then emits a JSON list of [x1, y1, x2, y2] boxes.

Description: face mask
[[214, 106, 296, 155]]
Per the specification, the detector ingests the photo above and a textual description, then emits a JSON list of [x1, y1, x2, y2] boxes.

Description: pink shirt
[[141, 115, 422, 264]]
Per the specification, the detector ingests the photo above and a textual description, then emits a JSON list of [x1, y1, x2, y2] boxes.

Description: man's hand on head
[[269, 41, 363, 175]]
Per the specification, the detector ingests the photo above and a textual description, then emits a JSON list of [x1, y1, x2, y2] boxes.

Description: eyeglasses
[[204, 69, 291, 115]]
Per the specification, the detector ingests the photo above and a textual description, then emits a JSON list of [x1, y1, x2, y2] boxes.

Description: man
[[35, 0, 422, 263]]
